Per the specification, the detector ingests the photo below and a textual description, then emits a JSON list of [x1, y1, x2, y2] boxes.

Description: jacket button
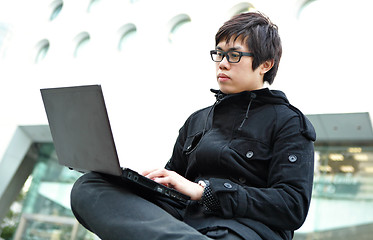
[[288, 154, 297, 162], [186, 145, 192, 151], [224, 183, 232, 189], [246, 151, 254, 158]]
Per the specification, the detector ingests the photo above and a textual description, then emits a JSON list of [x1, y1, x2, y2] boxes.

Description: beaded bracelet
[[198, 180, 221, 211]]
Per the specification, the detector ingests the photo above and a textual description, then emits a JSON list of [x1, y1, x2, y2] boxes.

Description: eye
[[217, 51, 224, 57], [230, 52, 240, 58]]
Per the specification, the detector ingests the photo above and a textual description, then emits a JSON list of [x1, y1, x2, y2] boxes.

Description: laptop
[[40, 85, 190, 204]]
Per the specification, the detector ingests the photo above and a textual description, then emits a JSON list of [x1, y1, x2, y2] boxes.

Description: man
[[71, 11, 315, 240]]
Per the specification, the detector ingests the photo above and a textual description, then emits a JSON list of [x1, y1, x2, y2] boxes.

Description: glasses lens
[[227, 51, 241, 63], [211, 50, 223, 62]]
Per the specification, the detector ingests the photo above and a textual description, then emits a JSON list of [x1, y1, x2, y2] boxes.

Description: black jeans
[[70, 172, 243, 240]]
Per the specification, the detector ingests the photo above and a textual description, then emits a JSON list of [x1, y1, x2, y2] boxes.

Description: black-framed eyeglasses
[[210, 50, 254, 63]]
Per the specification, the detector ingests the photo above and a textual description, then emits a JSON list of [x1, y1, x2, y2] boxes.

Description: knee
[[71, 173, 87, 208], [70, 172, 105, 231], [71, 172, 121, 205], [71, 172, 102, 208]]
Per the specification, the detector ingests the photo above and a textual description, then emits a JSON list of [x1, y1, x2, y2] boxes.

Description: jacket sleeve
[[208, 115, 315, 230]]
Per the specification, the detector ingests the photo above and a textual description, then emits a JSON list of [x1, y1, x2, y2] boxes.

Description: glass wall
[[0, 143, 97, 240], [294, 145, 373, 240]]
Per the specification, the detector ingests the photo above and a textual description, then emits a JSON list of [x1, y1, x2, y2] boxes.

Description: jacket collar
[[210, 88, 289, 105], [210, 88, 316, 141]]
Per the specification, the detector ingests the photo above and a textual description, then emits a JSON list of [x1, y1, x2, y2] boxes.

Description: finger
[[144, 169, 168, 180], [141, 168, 159, 176], [153, 176, 172, 187], [142, 168, 167, 178]]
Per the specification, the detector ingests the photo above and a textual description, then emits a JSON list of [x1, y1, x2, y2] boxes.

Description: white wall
[[1, 0, 373, 171]]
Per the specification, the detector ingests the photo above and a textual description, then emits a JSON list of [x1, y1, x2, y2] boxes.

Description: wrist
[[192, 181, 205, 201]]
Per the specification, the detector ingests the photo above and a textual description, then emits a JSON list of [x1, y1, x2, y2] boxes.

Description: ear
[[260, 59, 274, 75]]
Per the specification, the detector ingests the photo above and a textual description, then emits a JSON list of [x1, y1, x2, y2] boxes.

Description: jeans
[[70, 172, 243, 240]]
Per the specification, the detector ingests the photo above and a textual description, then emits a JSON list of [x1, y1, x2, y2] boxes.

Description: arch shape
[[34, 39, 50, 63], [117, 23, 137, 51], [228, 2, 256, 18], [87, 0, 102, 13], [296, 0, 318, 18], [49, 0, 63, 21], [167, 13, 192, 43], [73, 32, 91, 58]]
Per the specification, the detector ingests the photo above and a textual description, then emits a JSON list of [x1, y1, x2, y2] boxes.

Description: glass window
[[0, 23, 10, 57], [294, 145, 373, 239], [117, 24, 137, 52], [0, 143, 95, 239], [168, 14, 191, 44], [34, 39, 50, 64], [87, 0, 102, 13], [0, 24, 8, 49], [314, 146, 373, 198], [228, 2, 256, 17], [50, 0, 63, 21], [297, 0, 317, 18], [73, 32, 90, 58]]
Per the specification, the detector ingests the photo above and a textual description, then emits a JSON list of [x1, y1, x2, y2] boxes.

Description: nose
[[218, 55, 231, 70]]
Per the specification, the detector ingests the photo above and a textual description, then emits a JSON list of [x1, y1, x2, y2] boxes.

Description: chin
[[220, 89, 237, 94]]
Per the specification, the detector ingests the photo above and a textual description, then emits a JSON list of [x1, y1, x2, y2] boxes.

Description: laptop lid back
[[41, 85, 122, 176]]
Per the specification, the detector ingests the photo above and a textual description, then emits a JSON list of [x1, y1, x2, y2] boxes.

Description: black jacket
[[165, 88, 316, 240]]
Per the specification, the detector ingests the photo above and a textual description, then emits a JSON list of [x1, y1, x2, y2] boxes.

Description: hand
[[142, 168, 204, 201]]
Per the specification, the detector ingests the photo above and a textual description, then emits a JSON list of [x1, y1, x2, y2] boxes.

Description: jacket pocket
[[183, 131, 203, 155], [229, 138, 272, 162]]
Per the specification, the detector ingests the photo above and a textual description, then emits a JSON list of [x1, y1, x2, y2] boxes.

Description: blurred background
[[1, 0, 373, 239]]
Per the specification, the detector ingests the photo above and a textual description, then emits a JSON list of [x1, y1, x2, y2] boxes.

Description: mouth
[[217, 73, 230, 82]]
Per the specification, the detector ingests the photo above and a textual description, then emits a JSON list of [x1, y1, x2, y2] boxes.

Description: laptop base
[[121, 168, 190, 204]]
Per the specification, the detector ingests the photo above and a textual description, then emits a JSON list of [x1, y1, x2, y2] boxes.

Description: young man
[[71, 12, 316, 240]]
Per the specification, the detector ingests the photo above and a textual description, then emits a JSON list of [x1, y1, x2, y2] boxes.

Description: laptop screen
[[41, 85, 122, 176]]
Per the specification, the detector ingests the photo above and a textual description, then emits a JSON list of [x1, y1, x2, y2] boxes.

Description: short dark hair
[[215, 12, 282, 85]]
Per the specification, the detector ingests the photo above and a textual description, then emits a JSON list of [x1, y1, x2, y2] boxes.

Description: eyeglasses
[[210, 50, 254, 63]]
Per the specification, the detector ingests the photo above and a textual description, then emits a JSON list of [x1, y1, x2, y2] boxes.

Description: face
[[215, 38, 265, 94]]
